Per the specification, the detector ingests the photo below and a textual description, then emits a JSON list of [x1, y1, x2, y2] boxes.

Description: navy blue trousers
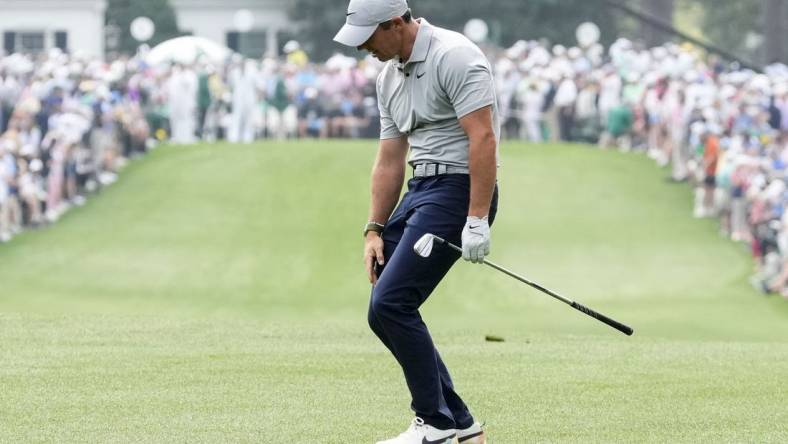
[[368, 174, 498, 429]]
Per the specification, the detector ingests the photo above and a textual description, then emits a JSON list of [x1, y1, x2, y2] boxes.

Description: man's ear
[[391, 16, 405, 30]]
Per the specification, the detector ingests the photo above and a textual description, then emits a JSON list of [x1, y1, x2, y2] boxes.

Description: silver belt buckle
[[426, 164, 437, 176]]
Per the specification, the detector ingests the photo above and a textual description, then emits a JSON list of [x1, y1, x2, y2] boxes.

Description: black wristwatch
[[363, 221, 385, 237]]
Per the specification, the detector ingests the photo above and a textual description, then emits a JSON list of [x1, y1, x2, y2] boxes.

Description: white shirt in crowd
[[554, 77, 578, 108]]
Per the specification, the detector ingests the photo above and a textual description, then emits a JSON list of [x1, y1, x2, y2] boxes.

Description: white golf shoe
[[376, 417, 456, 444], [454, 422, 486, 444]]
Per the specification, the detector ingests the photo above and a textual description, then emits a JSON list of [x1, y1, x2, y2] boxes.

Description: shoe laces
[[399, 417, 425, 437]]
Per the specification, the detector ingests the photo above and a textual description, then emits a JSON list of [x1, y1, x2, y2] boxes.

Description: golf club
[[413, 234, 634, 336]]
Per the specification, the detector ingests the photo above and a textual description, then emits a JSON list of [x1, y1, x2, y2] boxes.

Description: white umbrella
[[146, 36, 231, 66], [325, 53, 356, 70], [1, 53, 34, 75]]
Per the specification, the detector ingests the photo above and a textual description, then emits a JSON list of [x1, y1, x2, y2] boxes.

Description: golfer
[[334, 1, 499, 443]]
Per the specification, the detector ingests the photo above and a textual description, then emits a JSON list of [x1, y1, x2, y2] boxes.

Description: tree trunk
[[641, 0, 675, 47]]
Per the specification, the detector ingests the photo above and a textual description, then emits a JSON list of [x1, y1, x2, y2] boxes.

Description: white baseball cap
[[333, 0, 409, 47]]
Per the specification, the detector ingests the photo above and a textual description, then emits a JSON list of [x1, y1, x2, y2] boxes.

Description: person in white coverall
[[228, 59, 260, 144], [167, 64, 198, 144]]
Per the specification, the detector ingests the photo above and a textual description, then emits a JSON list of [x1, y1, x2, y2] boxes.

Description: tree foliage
[[289, 0, 624, 61], [640, 0, 675, 47], [288, 0, 786, 64], [105, 0, 181, 55], [695, 0, 762, 62]]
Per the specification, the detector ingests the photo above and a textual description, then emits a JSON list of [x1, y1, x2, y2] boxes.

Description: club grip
[[571, 302, 634, 336]]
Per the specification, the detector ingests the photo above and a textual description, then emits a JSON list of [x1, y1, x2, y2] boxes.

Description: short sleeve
[[437, 46, 495, 118], [377, 75, 404, 140]]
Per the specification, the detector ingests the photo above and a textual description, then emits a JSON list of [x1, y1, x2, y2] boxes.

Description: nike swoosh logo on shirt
[[416, 72, 426, 79], [346, 11, 356, 16]]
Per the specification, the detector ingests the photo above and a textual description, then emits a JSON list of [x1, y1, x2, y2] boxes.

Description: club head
[[413, 234, 435, 258]]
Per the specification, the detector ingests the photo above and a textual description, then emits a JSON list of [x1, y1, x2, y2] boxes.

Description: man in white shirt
[[554, 72, 578, 141]]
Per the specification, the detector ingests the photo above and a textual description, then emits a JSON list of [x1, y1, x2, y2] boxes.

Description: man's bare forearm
[[369, 163, 405, 224], [368, 137, 409, 225], [467, 119, 497, 218]]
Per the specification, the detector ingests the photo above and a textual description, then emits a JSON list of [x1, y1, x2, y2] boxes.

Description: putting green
[[1, 141, 786, 442]]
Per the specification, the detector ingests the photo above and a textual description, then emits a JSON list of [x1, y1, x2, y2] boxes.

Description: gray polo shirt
[[376, 19, 500, 170]]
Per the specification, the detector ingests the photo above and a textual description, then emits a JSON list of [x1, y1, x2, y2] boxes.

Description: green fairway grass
[[1, 141, 787, 443]]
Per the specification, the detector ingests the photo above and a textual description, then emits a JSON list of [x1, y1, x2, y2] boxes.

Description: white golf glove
[[462, 216, 490, 263]]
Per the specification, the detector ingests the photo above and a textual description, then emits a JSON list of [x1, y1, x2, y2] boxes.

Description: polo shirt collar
[[404, 19, 433, 66]]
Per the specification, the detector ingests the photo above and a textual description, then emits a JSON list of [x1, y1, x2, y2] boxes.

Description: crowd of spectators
[[0, 45, 382, 245], [0, 51, 149, 241], [1, 35, 787, 299], [488, 39, 787, 298]]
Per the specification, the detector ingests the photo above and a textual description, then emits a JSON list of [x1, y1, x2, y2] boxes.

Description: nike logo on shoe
[[422, 437, 454, 444], [346, 11, 356, 15], [458, 431, 485, 442]]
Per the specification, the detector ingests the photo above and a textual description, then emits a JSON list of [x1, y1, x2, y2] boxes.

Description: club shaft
[[440, 240, 573, 304], [435, 236, 634, 336]]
